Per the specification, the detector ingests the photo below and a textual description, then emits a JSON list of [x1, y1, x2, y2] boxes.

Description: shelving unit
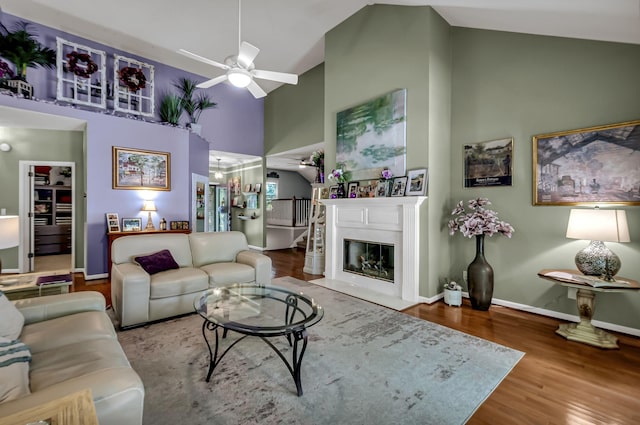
[[303, 184, 326, 275], [34, 185, 72, 256]]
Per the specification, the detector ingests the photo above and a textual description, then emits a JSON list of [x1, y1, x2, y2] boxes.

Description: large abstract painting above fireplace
[[311, 196, 426, 310]]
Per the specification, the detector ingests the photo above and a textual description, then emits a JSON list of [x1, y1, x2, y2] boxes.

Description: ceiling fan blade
[[178, 49, 229, 70], [197, 75, 228, 89], [237, 41, 260, 68], [253, 69, 298, 85], [246, 80, 267, 99]]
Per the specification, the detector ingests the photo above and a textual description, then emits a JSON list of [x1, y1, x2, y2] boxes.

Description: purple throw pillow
[[133, 249, 179, 275]]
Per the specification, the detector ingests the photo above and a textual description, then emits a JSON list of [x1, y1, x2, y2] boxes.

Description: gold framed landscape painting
[[533, 120, 640, 205], [112, 146, 171, 190]]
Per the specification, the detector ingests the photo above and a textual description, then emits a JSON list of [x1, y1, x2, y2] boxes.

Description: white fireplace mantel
[[311, 196, 427, 310]]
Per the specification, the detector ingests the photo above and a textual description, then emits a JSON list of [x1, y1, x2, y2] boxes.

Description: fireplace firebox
[[343, 239, 394, 282]]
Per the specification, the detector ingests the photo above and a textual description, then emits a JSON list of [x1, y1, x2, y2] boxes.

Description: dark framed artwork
[[464, 138, 513, 188], [533, 120, 640, 205], [122, 218, 142, 231], [112, 147, 170, 190], [347, 181, 359, 198], [390, 176, 407, 197], [336, 88, 407, 180], [375, 180, 391, 197]]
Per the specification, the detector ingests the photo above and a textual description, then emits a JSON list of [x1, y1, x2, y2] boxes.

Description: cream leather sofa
[[111, 231, 272, 329], [0, 291, 144, 425]]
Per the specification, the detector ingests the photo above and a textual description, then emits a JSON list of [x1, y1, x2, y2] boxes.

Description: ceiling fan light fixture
[[227, 69, 252, 88]]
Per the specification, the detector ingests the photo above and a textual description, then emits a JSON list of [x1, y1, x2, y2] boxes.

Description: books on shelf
[[540, 271, 636, 288]]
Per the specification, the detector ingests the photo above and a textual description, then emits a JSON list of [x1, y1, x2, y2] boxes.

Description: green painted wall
[[227, 160, 265, 247], [324, 5, 451, 296], [0, 128, 86, 270], [264, 63, 325, 155], [449, 28, 640, 329]]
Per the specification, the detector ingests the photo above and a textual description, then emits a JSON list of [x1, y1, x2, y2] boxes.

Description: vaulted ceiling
[[3, 0, 639, 173]]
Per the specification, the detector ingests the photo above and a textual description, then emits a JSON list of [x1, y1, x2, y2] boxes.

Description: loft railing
[[266, 198, 310, 227]]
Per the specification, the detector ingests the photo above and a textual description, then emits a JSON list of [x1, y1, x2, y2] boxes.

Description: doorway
[[19, 161, 75, 273]]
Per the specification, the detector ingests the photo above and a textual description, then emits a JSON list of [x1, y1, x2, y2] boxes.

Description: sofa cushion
[[0, 291, 24, 340], [20, 311, 116, 354], [149, 268, 208, 299], [200, 262, 255, 286], [29, 337, 132, 391], [112, 233, 193, 267], [0, 337, 31, 403], [134, 249, 179, 275], [189, 231, 249, 267]]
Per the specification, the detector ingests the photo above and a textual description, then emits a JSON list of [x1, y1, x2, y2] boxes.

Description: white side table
[[537, 269, 640, 349]]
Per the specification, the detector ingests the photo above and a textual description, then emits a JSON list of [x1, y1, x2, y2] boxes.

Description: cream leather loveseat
[[0, 291, 144, 425], [111, 231, 272, 329]]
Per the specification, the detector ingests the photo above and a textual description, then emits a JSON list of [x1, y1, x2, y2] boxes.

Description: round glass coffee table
[[194, 284, 324, 396]]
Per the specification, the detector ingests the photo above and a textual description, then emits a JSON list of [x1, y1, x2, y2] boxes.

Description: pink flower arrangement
[[381, 168, 393, 180], [448, 198, 514, 238]]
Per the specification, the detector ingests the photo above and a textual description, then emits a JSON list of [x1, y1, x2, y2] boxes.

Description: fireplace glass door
[[343, 239, 394, 282]]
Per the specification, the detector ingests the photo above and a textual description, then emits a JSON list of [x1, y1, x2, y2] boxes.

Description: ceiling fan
[[177, 0, 298, 99]]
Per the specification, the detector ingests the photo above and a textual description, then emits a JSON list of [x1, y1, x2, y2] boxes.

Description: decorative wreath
[[66, 51, 98, 78], [118, 66, 147, 92]]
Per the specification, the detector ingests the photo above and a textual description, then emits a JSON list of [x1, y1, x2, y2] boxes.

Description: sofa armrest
[[236, 250, 272, 286], [111, 263, 151, 328], [14, 291, 106, 325]]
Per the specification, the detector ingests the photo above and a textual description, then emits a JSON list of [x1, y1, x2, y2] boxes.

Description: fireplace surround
[[311, 196, 427, 310]]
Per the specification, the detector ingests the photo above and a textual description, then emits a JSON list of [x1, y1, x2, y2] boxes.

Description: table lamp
[[0, 215, 20, 273], [565, 208, 630, 281], [141, 200, 157, 231]]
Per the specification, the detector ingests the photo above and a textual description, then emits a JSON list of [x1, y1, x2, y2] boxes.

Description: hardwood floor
[[74, 247, 640, 424]]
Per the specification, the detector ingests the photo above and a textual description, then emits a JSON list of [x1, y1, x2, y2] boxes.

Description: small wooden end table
[[538, 269, 640, 349]]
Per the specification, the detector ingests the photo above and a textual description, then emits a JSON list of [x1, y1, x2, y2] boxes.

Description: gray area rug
[[117, 277, 524, 425]]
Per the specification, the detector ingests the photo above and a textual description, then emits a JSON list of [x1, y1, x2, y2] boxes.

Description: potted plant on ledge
[[0, 21, 56, 97], [174, 77, 217, 135]]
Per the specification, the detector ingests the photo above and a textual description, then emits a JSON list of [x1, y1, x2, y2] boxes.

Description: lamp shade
[[566, 209, 630, 243], [141, 200, 157, 212], [0, 215, 20, 249]]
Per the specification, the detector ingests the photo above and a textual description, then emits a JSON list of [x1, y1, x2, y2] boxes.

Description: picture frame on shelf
[[375, 180, 390, 197], [533, 120, 640, 205], [390, 176, 408, 197], [347, 181, 359, 198], [106, 213, 120, 233], [329, 185, 339, 199], [122, 218, 142, 232], [170, 220, 190, 230], [254, 183, 261, 193], [244, 184, 252, 192], [112, 147, 170, 191], [406, 168, 428, 196]]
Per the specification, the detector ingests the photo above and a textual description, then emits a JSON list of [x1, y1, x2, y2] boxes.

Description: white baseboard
[[248, 245, 266, 251], [423, 291, 640, 338]]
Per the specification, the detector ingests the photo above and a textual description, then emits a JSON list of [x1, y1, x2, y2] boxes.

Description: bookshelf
[[34, 185, 72, 255]]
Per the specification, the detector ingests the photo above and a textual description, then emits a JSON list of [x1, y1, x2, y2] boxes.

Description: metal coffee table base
[[202, 321, 309, 396]]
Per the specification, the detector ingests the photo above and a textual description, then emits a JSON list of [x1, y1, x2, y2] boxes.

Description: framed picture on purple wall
[[112, 146, 171, 190]]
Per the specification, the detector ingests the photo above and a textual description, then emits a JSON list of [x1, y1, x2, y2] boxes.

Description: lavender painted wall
[[1, 13, 264, 276]]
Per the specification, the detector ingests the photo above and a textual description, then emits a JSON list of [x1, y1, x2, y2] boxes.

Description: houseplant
[[158, 93, 183, 126], [448, 198, 514, 310], [310, 149, 324, 183], [0, 21, 56, 82], [173, 78, 217, 132]]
